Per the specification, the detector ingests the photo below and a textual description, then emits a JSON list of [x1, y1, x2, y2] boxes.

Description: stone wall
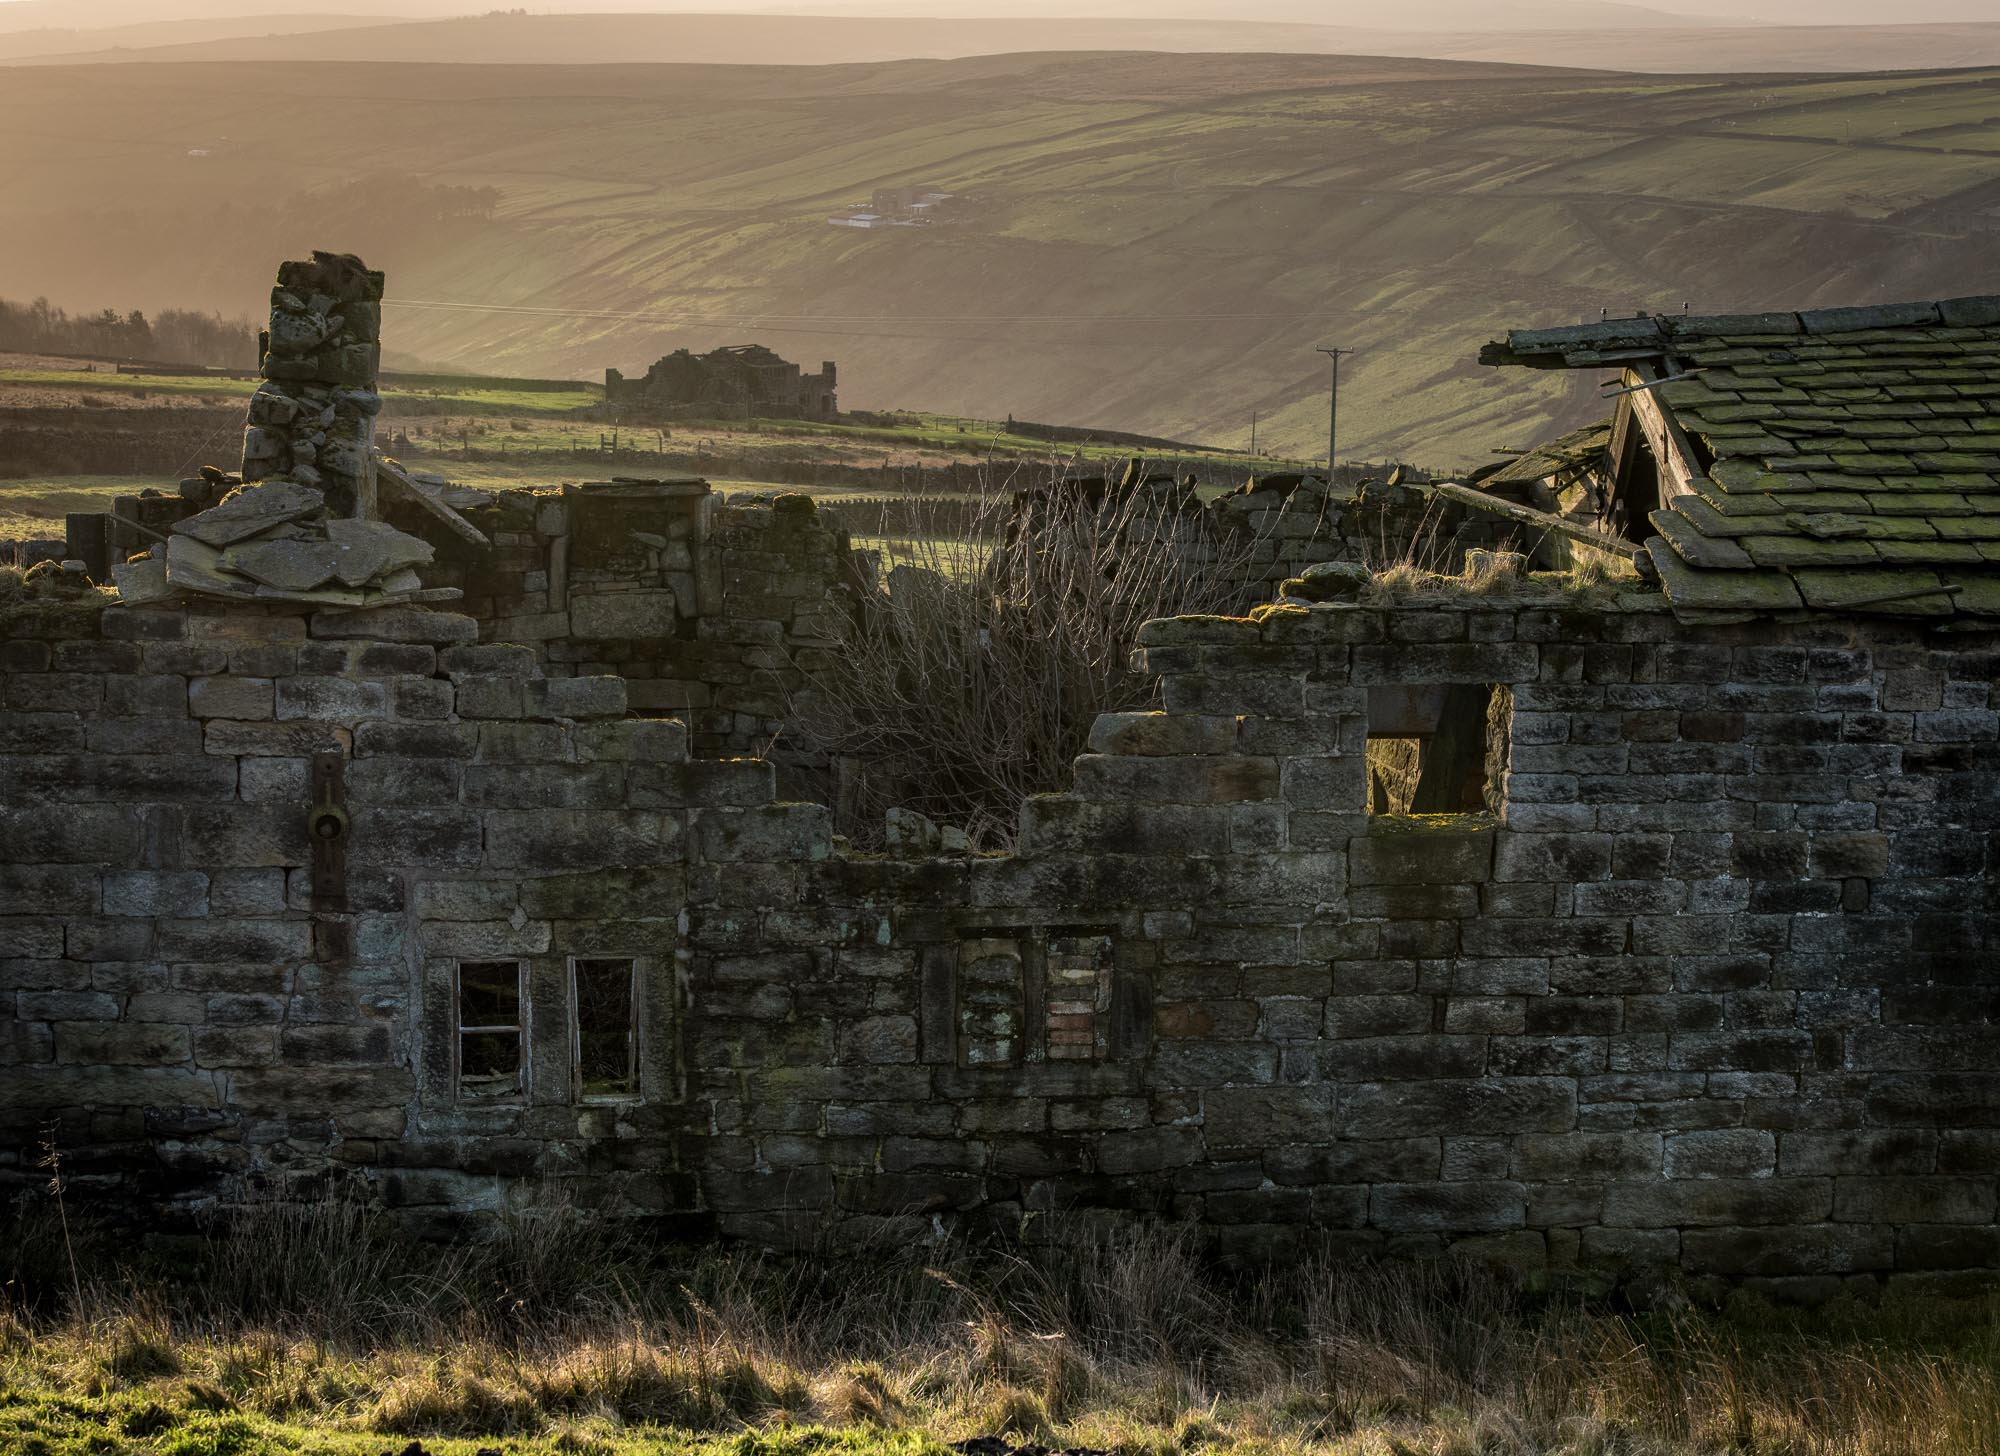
[[388, 480, 854, 755], [393, 471, 1501, 760], [3, 591, 1996, 1299], [242, 253, 385, 518]]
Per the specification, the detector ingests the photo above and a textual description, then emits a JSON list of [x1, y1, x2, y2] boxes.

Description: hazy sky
[[1666, 0, 1999, 17], [2, 0, 1997, 24]]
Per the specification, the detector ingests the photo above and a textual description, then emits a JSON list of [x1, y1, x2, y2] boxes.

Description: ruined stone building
[[604, 345, 837, 422], [3, 274, 1997, 1302]]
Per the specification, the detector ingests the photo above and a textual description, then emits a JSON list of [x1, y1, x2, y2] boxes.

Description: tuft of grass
[[972, 1385, 1050, 1440]]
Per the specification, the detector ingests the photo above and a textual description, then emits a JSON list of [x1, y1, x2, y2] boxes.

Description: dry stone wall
[[242, 253, 385, 518], [387, 480, 853, 755], [3, 592, 1996, 1300], [392, 472, 1498, 761]]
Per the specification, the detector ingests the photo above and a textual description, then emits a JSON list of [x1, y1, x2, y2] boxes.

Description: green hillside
[[2, 52, 1997, 465]]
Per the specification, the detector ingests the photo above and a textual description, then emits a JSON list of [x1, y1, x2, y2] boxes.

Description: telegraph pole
[[1316, 346, 1353, 483]]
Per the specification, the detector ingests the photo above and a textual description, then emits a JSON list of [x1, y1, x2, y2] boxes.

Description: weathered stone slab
[[324, 517, 434, 587], [570, 589, 678, 640], [163, 535, 258, 599], [224, 538, 343, 593], [172, 481, 325, 548], [110, 554, 173, 605]]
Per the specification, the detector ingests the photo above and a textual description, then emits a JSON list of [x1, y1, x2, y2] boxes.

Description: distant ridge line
[[9, 11, 2000, 76]]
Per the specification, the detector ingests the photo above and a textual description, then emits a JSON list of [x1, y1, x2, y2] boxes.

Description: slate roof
[[1483, 296, 2000, 619]]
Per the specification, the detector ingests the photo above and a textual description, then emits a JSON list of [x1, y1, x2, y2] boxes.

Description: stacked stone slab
[[111, 480, 441, 610], [242, 252, 385, 518]]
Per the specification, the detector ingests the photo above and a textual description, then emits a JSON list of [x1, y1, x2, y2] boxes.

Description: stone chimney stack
[[241, 251, 385, 517]]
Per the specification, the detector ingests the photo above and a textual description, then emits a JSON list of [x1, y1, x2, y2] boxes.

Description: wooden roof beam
[[375, 453, 490, 546], [1429, 481, 1653, 573], [1622, 361, 1705, 504]]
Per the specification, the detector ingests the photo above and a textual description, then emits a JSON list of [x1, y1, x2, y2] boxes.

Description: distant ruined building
[[604, 344, 837, 422]]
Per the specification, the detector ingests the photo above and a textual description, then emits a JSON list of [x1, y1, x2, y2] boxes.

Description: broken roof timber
[[1622, 364, 1702, 504], [376, 454, 490, 546], [1431, 481, 1647, 564], [1482, 294, 2000, 622]]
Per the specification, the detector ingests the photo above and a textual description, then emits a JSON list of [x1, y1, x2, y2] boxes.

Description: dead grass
[[1348, 490, 1644, 608], [2, 1200, 1997, 1456]]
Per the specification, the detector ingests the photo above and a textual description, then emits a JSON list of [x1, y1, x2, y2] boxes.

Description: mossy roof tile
[[1941, 571, 2000, 611], [1792, 568, 1956, 614], [1873, 539, 1984, 565], [1740, 536, 1881, 568], [1649, 509, 1753, 569], [1487, 296, 2000, 619]]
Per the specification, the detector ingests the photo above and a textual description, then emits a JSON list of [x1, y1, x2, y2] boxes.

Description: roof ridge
[[1487, 294, 2000, 366]]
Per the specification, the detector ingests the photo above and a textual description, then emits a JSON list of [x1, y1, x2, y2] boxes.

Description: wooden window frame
[[455, 959, 527, 1103]]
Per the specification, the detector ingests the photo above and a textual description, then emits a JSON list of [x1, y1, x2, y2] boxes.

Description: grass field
[[0, 353, 1311, 541], [7, 1199, 2000, 1456], [0, 366, 604, 419], [1, 54, 1997, 468], [0, 363, 1268, 465]]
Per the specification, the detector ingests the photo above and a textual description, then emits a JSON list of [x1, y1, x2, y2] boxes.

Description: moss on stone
[[1367, 811, 1498, 834]]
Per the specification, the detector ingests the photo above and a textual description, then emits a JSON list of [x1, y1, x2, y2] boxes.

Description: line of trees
[[296, 174, 503, 227], [0, 296, 260, 369]]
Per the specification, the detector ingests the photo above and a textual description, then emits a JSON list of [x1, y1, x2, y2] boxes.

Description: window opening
[[957, 936, 1024, 1067], [1045, 933, 1114, 1062], [457, 960, 524, 1100], [1365, 684, 1509, 818], [571, 957, 640, 1100]]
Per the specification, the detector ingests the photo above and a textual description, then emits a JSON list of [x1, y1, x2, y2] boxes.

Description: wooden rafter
[[1622, 362, 1704, 503], [1430, 481, 1646, 563], [375, 454, 490, 546]]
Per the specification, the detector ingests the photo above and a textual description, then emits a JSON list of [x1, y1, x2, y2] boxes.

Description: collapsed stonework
[[385, 470, 1441, 759], [8, 263, 1999, 1302], [379, 475, 857, 757], [2, 585, 1995, 1299]]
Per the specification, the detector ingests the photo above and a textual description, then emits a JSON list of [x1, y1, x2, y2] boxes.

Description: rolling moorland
[[3, 48, 2000, 474], [0, 351, 1304, 548], [10, 10, 2000, 74]]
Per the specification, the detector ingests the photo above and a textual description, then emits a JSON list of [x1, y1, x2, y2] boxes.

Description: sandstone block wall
[[387, 481, 853, 755], [3, 593, 1995, 1299]]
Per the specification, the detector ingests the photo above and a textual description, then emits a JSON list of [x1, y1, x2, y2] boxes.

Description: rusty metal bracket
[[309, 748, 353, 964], [309, 748, 349, 907]]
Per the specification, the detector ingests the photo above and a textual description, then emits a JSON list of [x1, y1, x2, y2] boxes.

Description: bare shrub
[[788, 473, 1283, 849]]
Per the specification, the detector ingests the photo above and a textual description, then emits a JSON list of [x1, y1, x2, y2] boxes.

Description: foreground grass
[[5, 1200, 1999, 1456]]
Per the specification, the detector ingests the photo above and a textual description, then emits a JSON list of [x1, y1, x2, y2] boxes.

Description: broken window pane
[[460, 1030, 520, 1080], [456, 960, 522, 1099], [572, 958, 638, 1100]]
